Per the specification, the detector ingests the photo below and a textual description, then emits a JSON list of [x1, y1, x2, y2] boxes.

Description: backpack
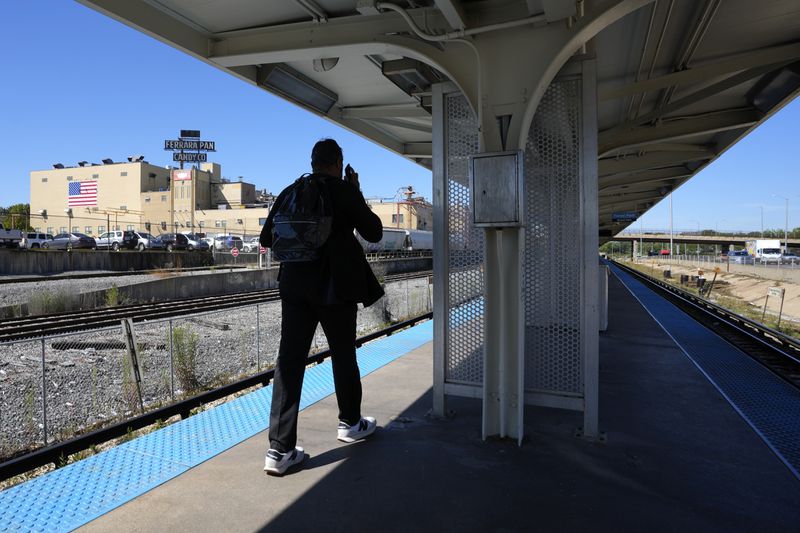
[[270, 174, 333, 262]]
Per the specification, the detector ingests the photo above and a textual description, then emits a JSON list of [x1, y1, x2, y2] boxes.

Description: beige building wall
[[367, 200, 432, 230], [30, 162, 268, 239], [30, 162, 171, 236], [214, 182, 256, 208]]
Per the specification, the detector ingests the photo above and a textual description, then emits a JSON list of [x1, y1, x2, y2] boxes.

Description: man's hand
[[345, 165, 360, 189]]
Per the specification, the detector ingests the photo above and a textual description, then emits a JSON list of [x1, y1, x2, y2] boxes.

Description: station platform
[[3, 269, 800, 532]]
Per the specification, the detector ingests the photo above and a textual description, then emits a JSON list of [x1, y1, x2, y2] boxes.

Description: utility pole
[[773, 194, 789, 253], [669, 192, 674, 258]]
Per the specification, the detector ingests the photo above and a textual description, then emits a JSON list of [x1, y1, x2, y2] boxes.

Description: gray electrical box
[[469, 151, 524, 228]]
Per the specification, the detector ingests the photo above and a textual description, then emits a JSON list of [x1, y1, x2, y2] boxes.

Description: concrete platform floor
[[79, 274, 800, 532]]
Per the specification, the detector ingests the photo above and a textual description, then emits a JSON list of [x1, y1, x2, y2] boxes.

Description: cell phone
[[345, 164, 354, 179]]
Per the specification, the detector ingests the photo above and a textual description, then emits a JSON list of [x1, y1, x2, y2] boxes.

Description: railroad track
[[610, 260, 800, 388], [0, 270, 432, 344]]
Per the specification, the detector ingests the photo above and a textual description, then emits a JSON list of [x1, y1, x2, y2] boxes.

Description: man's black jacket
[[260, 173, 385, 307]]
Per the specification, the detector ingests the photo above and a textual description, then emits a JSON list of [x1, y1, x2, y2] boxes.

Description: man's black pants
[[269, 296, 361, 453]]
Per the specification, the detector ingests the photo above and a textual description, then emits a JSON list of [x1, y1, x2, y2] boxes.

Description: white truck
[[745, 239, 782, 263], [0, 223, 23, 248]]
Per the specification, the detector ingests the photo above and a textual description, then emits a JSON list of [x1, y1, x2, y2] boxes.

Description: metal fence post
[[256, 304, 261, 371], [169, 319, 175, 400], [40, 338, 48, 445]]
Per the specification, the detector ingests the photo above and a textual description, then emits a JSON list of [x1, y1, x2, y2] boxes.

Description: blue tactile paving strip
[[0, 320, 433, 532], [609, 263, 800, 480]]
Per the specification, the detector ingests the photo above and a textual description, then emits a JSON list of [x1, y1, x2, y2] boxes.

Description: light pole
[[669, 192, 674, 259], [773, 194, 788, 253]]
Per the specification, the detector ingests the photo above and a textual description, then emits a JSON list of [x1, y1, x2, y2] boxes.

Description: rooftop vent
[[52, 163, 64, 169], [102, 158, 114, 165], [77, 161, 89, 167]]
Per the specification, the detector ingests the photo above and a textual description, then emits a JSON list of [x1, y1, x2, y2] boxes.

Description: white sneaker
[[337, 417, 377, 443], [263, 446, 305, 475]]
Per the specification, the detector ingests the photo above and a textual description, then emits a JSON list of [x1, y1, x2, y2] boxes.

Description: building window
[[85, 226, 93, 234], [113, 225, 120, 231], [161, 195, 167, 202], [98, 225, 106, 234], [46, 227, 53, 235], [215, 220, 221, 227], [120, 171, 127, 176], [120, 205, 127, 210], [392, 214, 404, 224], [59, 227, 66, 233], [72, 226, 79, 233], [198, 221, 205, 228], [127, 225, 134, 231], [42, 177, 48, 183], [145, 197, 151, 203], [258, 217, 267, 225], [161, 222, 167, 230], [92, 174, 99, 179], [145, 222, 151, 231], [34, 227, 41, 233], [67, 176, 73, 181]]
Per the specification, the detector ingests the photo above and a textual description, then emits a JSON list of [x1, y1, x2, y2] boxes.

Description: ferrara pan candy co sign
[[164, 140, 216, 151], [163, 129, 217, 165]]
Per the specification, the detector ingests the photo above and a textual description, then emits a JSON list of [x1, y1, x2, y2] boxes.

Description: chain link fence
[[0, 276, 432, 462]]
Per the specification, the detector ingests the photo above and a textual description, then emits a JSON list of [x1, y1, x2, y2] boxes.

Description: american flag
[[68, 181, 98, 207]]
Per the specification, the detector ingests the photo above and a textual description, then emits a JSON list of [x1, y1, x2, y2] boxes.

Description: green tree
[[0, 203, 31, 231]]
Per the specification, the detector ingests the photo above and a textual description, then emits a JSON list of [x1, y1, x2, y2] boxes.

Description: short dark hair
[[311, 138, 343, 171]]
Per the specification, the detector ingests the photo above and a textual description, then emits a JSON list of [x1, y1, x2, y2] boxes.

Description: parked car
[[183, 233, 210, 251], [156, 233, 190, 252], [122, 230, 153, 251], [781, 252, 800, 264], [726, 250, 752, 264], [659, 249, 670, 256], [242, 237, 261, 253], [214, 235, 244, 251], [0, 223, 23, 248], [20, 232, 53, 249], [50, 232, 97, 251], [96, 230, 126, 251]]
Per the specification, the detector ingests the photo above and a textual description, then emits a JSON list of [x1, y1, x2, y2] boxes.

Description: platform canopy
[[79, 0, 800, 239]]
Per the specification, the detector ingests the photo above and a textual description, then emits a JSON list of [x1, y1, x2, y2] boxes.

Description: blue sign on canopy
[[612, 211, 638, 222]]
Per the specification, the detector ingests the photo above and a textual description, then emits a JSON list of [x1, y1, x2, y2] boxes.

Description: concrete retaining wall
[[0, 250, 212, 275]]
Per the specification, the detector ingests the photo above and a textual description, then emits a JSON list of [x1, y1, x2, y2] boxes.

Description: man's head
[[311, 138, 343, 177]]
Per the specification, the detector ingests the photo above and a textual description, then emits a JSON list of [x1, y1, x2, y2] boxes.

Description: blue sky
[[0, 0, 431, 206], [1, 1, 797, 233]]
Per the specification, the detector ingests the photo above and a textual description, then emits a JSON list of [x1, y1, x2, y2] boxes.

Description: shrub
[[172, 326, 199, 394]]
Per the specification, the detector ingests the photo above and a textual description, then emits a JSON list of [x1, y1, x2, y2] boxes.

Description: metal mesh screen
[[444, 93, 484, 384], [523, 78, 583, 394]]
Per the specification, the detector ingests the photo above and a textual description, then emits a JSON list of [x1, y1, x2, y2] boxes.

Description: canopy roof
[[79, 0, 800, 236]]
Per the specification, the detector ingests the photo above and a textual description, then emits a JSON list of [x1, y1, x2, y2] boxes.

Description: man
[[259, 138, 384, 475]]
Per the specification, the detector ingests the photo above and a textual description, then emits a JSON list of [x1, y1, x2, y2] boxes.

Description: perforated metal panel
[[523, 79, 583, 395], [444, 93, 484, 385]]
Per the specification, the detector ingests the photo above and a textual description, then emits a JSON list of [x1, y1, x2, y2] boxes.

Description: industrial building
[[367, 186, 432, 230], [29, 160, 271, 239]]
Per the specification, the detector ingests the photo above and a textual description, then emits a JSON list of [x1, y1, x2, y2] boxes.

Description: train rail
[[0, 312, 432, 481], [0, 270, 432, 344], [610, 260, 800, 387]]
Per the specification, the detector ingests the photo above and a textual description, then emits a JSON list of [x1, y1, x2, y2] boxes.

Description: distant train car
[[405, 230, 432, 251], [356, 228, 407, 253]]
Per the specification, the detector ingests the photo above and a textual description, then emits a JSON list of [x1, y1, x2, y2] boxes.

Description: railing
[[0, 275, 434, 476]]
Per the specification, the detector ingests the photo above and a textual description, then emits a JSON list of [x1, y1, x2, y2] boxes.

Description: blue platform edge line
[[608, 263, 800, 482], [0, 320, 433, 533]]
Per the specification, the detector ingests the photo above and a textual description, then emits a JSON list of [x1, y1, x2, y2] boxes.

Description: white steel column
[[482, 227, 525, 443], [581, 58, 600, 439], [432, 82, 450, 418]]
